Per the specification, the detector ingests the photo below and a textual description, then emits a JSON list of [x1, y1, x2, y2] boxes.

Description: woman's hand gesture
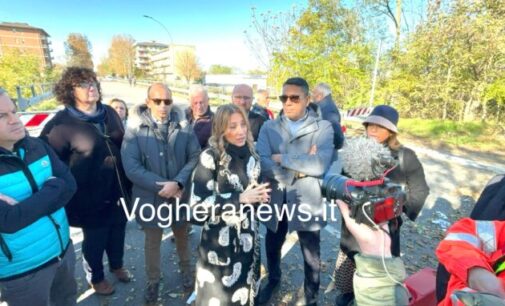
[[239, 182, 271, 204]]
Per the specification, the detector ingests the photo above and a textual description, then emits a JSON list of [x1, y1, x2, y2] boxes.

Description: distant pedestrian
[[40, 67, 132, 296]]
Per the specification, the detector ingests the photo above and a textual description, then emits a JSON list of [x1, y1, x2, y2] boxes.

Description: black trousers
[[81, 223, 126, 284], [265, 217, 321, 304]]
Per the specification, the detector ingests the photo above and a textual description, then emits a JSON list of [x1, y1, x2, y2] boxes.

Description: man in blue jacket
[[311, 83, 344, 150], [0, 88, 77, 306], [312, 83, 345, 178]]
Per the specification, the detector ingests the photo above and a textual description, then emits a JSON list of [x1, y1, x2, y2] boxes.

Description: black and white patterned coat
[[190, 145, 261, 306]]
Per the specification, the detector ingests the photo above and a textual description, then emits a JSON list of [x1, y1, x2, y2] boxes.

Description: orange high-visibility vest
[[436, 218, 505, 306]]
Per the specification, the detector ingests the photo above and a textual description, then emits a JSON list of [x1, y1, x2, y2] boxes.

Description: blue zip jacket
[[0, 137, 77, 280]]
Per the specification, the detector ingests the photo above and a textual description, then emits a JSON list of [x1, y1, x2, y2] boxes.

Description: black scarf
[[226, 143, 252, 188]]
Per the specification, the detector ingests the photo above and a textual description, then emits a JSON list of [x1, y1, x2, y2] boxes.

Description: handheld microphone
[[322, 137, 405, 227]]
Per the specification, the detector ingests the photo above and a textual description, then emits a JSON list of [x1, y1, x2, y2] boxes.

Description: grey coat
[[121, 104, 201, 227], [256, 113, 334, 232]]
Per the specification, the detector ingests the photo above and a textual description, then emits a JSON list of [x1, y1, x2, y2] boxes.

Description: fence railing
[[15, 83, 54, 111]]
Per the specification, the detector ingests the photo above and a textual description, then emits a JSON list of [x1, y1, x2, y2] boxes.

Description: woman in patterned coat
[[190, 104, 270, 306]]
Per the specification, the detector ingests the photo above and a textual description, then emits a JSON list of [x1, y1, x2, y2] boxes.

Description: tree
[[175, 50, 202, 84], [97, 56, 112, 76], [379, 0, 505, 121], [244, 6, 300, 70], [208, 64, 233, 74], [104, 35, 136, 79], [65, 33, 93, 69], [0, 48, 43, 98], [268, 0, 374, 106], [247, 69, 266, 75]]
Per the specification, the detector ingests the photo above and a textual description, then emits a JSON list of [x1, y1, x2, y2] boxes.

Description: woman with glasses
[[40, 67, 132, 296], [189, 104, 270, 306]]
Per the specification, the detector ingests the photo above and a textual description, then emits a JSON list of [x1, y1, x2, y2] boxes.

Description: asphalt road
[[68, 81, 500, 306]]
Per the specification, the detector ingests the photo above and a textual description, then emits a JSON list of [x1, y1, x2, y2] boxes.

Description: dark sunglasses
[[150, 98, 173, 106], [279, 95, 303, 103]]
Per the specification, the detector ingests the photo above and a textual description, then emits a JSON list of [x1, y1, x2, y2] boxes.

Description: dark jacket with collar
[[256, 113, 334, 232], [185, 107, 214, 149], [316, 94, 344, 150], [39, 104, 130, 228], [121, 104, 201, 227], [248, 111, 266, 142], [251, 103, 274, 120]]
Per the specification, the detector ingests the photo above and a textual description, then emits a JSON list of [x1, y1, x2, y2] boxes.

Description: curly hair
[[208, 104, 258, 162], [53, 67, 102, 107]]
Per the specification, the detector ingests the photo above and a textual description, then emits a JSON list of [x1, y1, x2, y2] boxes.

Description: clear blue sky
[[0, 0, 306, 70]]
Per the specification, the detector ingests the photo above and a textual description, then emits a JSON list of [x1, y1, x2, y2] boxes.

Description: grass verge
[[343, 117, 505, 160]]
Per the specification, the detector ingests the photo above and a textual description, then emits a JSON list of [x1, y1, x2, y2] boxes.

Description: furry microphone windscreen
[[340, 136, 393, 181]]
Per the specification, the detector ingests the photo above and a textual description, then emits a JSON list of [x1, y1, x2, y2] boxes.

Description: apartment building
[[150, 44, 196, 82], [0, 22, 53, 68], [134, 41, 168, 75]]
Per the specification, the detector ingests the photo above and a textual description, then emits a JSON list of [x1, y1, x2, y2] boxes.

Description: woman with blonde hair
[[190, 104, 270, 305]]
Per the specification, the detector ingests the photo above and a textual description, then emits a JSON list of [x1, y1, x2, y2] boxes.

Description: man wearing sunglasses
[[121, 83, 201, 303], [231, 84, 266, 141], [256, 77, 334, 306]]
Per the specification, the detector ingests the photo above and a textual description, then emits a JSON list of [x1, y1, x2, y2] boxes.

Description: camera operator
[[336, 200, 409, 305], [333, 105, 429, 305]]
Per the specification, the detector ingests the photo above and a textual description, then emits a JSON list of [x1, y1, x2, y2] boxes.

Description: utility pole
[[369, 40, 382, 108], [143, 15, 174, 44]]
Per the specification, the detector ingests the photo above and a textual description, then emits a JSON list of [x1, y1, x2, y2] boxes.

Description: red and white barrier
[[344, 107, 373, 119], [19, 112, 56, 136]]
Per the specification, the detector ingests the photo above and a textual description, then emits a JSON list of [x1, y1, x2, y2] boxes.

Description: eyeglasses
[[150, 98, 173, 106], [233, 96, 252, 101], [279, 95, 303, 103], [76, 81, 97, 89]]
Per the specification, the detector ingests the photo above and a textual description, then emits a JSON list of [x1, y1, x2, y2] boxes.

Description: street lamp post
[[143, 15, 174, 44]]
